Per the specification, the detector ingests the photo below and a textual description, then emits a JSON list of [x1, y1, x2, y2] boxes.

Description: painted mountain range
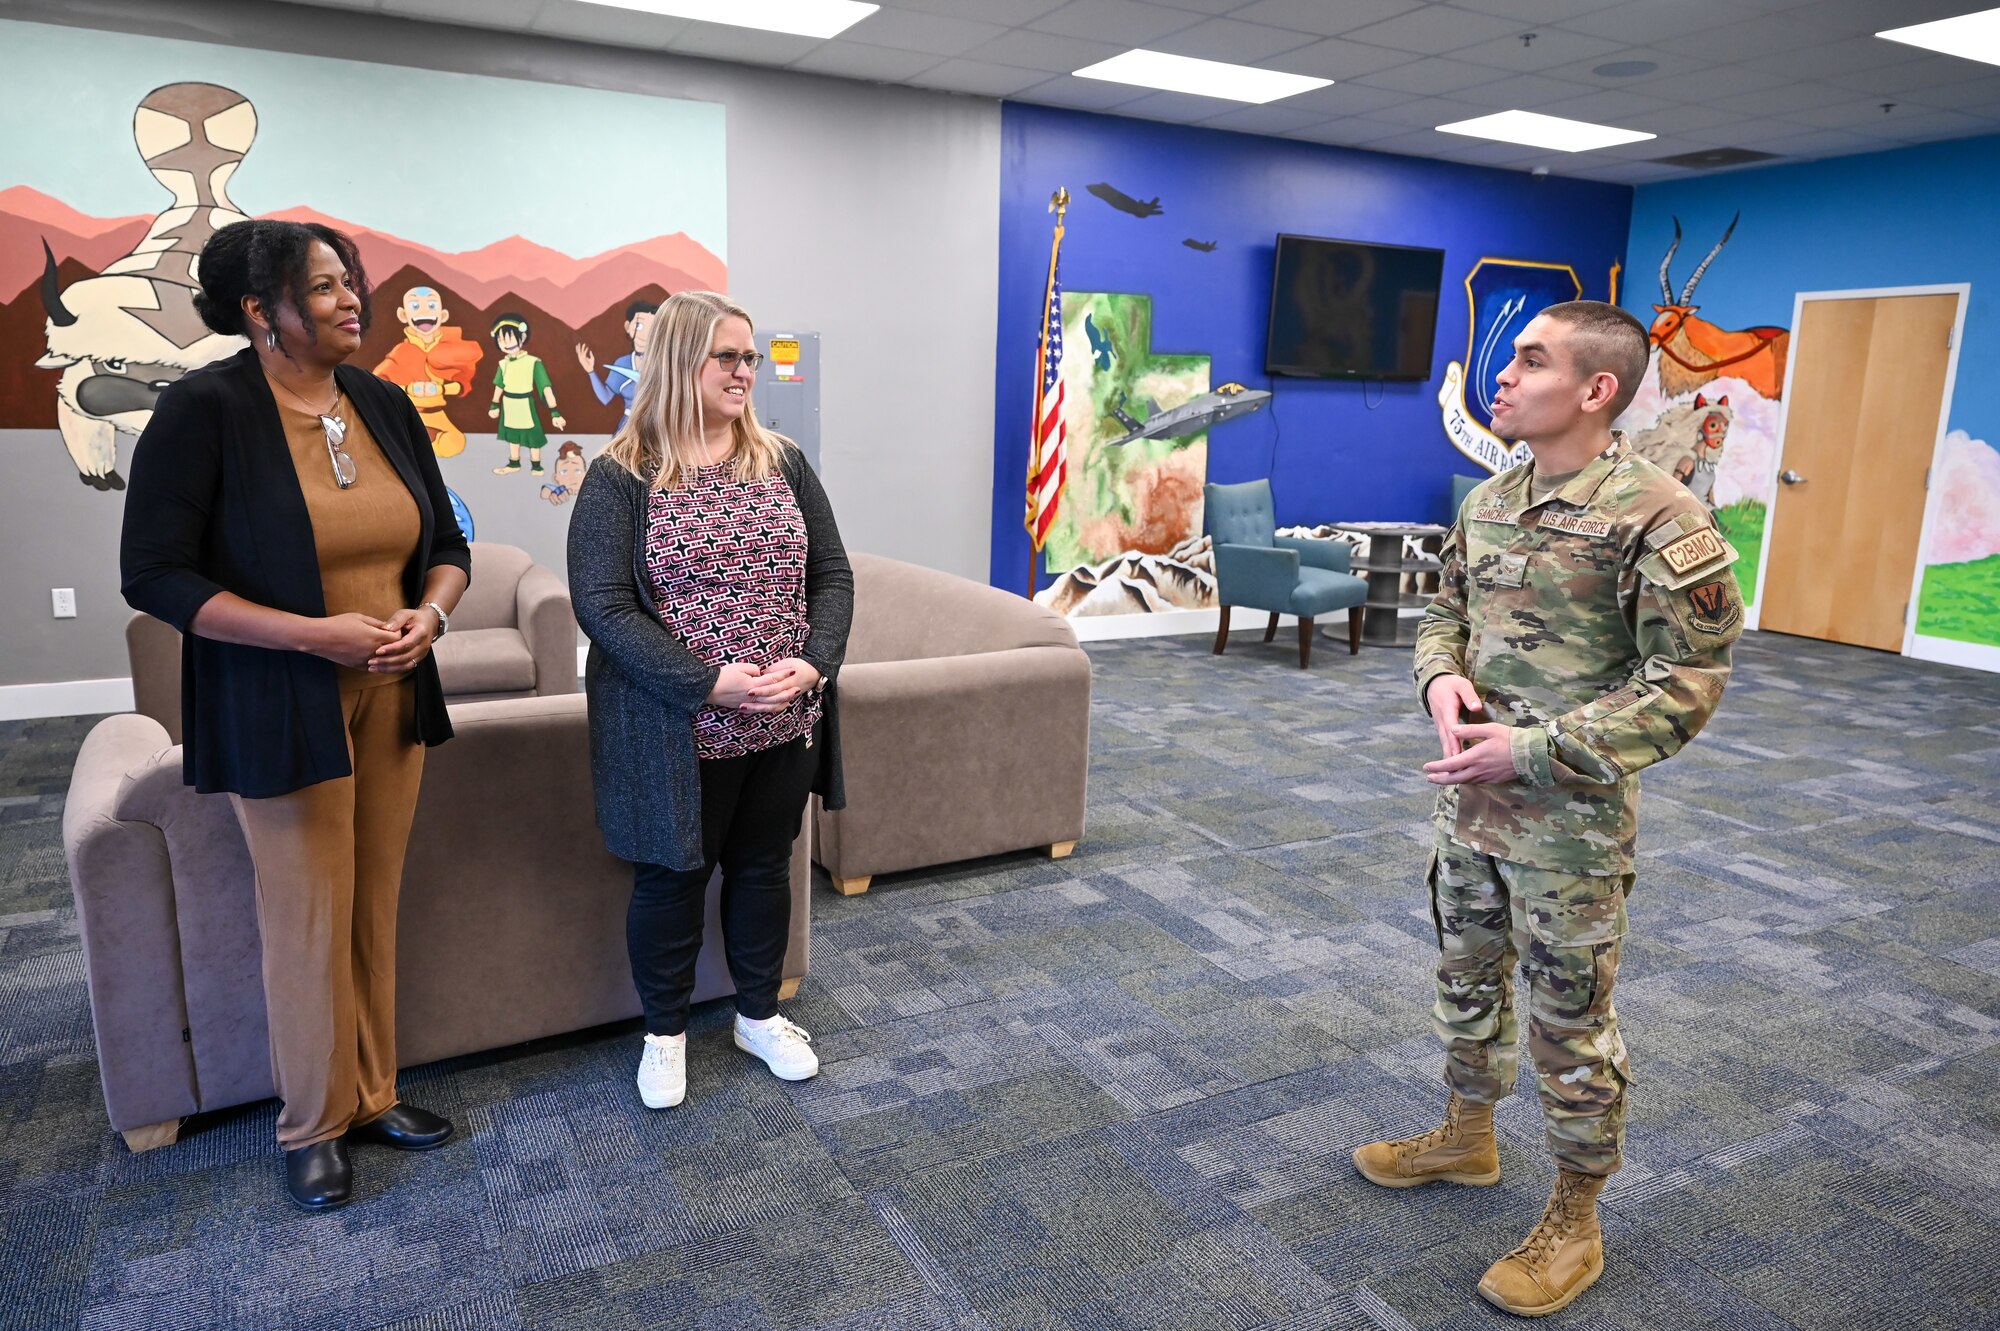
[[1, 184, 725, 329]]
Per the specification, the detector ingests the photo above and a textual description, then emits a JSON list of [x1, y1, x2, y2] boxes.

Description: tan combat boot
[[1351, 1092, 1501, 1187], [1477, 1169, 1607, 1317]]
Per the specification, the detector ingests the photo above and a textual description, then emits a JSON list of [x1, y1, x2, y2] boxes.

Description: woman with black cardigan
[[120, 220, 469, 1212], [569, 289, 851, 1112]]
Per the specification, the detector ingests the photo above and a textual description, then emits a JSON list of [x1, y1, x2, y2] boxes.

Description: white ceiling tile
[[1027, 0, 1207, 45], [1902, 74, 2000, 110], [669, 23, 822, 65], [907, 58, 1051, 96], [1149, 18, 1325, 62], [1780, 0, 1983, 38], [1288, 115, 1426, 145], [1148, 0, 1262, 13], [1628, 63, 1792, 101], [960, 28, 1125, 72], [384, 0, 538, 24], [1528, 87, 1679, 122], [1579, 160, 1682, 183], [529, 1, 687, 46], [1656, 14, 1852, 62], [1563, 0, 1744, 45], [1364, 127, 1471, 156], [1779, 99, 1932, 130], [1829, 53, 2000, 96], [1533, 46, 1706, 87], [1448, 72, 1603, 109], [1433, 139, 1552, 164], [1264, 37, 1419, 81], [1278, 81, 1419, 117], [1340, 5, 1526, 56], [1751, 127, 1905, 158], [1856, 107, 2000, 141], [843, 8, 1008, 56], [1446, 0, 1627, 21], [1226, 0, 1426, 39], [1712, 80, 1881, 117], [900, 0, 1069, 20], [1450, 28, 1626, 73], [1369, 94, 1502, 126], [1351, 57, 1510, 96], [1198, 104, 1335, 134], [1112, 88, 1252, 122], [789, 41, 944, 81], [1757, 35, 1928, 81], [1604, 101, 1745, 134], [1012, 73, 1152, 109]]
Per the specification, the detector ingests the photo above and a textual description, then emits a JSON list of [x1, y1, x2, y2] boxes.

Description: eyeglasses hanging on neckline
[[320, 403, 356, 489]]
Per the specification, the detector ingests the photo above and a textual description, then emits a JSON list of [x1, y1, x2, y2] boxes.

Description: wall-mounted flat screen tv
[[1265, 234, 1444, 381]]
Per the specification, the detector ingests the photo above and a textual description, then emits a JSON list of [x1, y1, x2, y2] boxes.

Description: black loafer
[[284, 1138, 352, 1211], [348, 1103, 454, 1151]]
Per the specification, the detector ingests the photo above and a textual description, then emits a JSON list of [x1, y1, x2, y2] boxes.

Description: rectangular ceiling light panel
[[1436, 109, 1655, 152], [1878, 8, 2000, 67], [575, 0, 878, 39], [1073, 49, 1332, 104]]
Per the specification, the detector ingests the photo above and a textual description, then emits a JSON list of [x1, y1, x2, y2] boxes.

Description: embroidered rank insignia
[[1658, 526, 1729, 576], [1685, 579, 1739, 634], [1539, 511, 1612, 537], [1471, 504, 1516, 525]]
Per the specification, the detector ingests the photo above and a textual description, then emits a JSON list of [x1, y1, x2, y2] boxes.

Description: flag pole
[[1027, 185, 1070, 601]]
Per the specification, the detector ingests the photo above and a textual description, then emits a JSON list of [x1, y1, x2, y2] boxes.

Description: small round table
[[1327, 521, 1447, 647]]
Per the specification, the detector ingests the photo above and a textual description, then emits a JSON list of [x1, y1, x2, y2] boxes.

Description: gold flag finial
[[1049, 186, 1070, 220]]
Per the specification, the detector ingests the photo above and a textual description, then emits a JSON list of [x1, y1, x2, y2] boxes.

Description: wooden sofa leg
[[1263, 611, 1279, 642], [121, 1119, 181, 1153], [1048, 840, 1077, 860], [1213, 606, 1230, 655], [1298, 616, 1313, 668], [777, 977, 802, 1001], [1348, 605, 1363, 655], [831, 873, 872, 896]]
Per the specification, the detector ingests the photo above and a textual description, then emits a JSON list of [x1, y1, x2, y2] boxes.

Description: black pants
[[628, 731, 816, 1036]]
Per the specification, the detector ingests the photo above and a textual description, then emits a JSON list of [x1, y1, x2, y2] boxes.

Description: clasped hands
[[311, 609, 440, 672], [708, 659, 820, 713], [1422, 673, 1515, 786]]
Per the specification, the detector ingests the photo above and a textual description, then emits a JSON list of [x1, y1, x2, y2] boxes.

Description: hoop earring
[[265, 329, 279, 351]]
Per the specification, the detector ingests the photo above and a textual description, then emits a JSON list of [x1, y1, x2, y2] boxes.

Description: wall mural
[[1617, 216, 1786, 608], [1918, 429, 2000, 647], [1, 17, 724, 559]]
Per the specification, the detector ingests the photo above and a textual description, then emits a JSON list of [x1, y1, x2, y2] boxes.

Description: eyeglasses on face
[[708, 349, 763, 373]]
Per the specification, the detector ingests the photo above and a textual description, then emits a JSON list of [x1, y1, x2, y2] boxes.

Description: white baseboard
[[0, 677, 135, 722], [1909, 634, 2000, 674]]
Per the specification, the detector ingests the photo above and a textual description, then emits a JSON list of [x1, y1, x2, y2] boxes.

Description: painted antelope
[[1650, 213, 1789, 400], [37, 83, 255, 490]]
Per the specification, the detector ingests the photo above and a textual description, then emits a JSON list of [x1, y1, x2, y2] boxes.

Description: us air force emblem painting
[[1437, 259, 1582, 474]]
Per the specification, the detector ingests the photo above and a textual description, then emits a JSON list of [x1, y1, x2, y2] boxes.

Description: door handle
[[1779, 469, 1807, 485]]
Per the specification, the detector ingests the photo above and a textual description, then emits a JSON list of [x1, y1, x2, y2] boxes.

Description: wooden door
[[1761, 293, 1957, 651]]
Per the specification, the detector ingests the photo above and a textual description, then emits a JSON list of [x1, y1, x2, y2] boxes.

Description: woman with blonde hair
[[568, 290, 851, 1108]]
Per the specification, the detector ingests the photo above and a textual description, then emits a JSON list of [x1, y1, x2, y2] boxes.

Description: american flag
[[1027, 264, 1067, 552]]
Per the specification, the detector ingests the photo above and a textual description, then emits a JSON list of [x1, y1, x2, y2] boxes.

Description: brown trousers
[[231, 680, 424, 1149]]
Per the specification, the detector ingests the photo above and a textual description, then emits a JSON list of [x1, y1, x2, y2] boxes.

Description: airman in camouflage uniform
[[1351, 302, 1743, 1318]]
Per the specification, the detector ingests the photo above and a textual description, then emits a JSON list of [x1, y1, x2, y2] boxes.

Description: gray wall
[[0, 0, 999, 687]]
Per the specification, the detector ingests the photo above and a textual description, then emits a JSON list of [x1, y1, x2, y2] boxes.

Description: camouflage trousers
[[1427, 835, 1635, 1177]]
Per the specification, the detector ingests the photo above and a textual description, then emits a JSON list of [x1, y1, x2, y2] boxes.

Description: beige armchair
[[63, 692, 811, 1152], [814, 553, 1092, 895], [127, 541, 578, 742]]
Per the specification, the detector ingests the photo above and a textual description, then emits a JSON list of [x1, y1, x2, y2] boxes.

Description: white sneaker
[[637, 1032, 686, 1108], [733, 1013, 818, 1081]]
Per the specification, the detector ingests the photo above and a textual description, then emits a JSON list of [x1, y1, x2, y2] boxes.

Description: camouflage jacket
[[1414, 434, 1744, 873]]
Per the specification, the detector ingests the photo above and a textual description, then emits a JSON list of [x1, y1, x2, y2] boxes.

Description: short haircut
[[1539, 300, 1650, 418], [625, 299, 659, 321], [490, 312, 530, 343]]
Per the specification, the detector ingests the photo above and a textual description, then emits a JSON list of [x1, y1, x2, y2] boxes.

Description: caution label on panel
[[769, 336, 801, 380]]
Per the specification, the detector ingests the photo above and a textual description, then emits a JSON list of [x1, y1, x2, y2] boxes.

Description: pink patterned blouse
[[645, 460, 822, 759]]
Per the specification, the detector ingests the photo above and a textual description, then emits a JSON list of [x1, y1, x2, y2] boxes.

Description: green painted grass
[[1916, 555, 2000, 647], [1716, 498, 1764, 608]]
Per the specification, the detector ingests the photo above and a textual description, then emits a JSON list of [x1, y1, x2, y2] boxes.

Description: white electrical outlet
[[51, 588, 77, 619]]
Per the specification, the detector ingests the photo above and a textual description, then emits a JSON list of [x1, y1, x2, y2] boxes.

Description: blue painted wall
[[1623, 133, 2000, 652], [991, 102, 1633, 592]]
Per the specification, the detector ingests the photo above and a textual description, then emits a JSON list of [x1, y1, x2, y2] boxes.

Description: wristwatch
[[423, 601, 450, 637]]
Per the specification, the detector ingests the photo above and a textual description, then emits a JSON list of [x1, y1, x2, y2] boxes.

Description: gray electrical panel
[[754, 330, 821, 472]]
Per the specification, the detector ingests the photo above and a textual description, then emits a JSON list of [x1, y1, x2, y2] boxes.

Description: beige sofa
[[814, 553, 1092, 895], [127, 541, 578, 743], [64, 692, 810, 1152]]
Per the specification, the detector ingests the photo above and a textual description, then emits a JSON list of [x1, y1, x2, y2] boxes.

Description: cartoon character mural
[[488, 313, 565, 476], [1629, 392, 1732, 511], [373, 285, 483, 457], [35, 82, 256, 489], [1650, 215, 1789, 400], [539, 440, 588, 506], [575, 298, 656, 433]]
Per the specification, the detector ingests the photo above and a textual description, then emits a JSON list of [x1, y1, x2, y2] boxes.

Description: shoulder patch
[[1686, 579, 1739, 634], [1538, 511, 1612, 537], [1658, 525, 1730, 577]]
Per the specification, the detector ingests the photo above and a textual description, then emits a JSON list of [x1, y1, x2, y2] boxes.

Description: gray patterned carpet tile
[[3, 630, 1999, 1328]]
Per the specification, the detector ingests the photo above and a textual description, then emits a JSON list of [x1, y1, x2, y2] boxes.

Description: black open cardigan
[[568, 449, 852, 870], [120, 347, 472, 798]]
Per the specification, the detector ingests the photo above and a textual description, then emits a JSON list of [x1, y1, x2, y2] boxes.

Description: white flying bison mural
[[37, 82, 253, 490]]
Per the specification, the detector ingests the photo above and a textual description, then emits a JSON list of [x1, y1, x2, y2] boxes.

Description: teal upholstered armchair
[[1451, 473, 1484, 524], [1204, 479, 1367, 667]]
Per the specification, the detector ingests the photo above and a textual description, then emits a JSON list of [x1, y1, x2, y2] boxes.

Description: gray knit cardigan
[[568, 447, 852, 869]]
